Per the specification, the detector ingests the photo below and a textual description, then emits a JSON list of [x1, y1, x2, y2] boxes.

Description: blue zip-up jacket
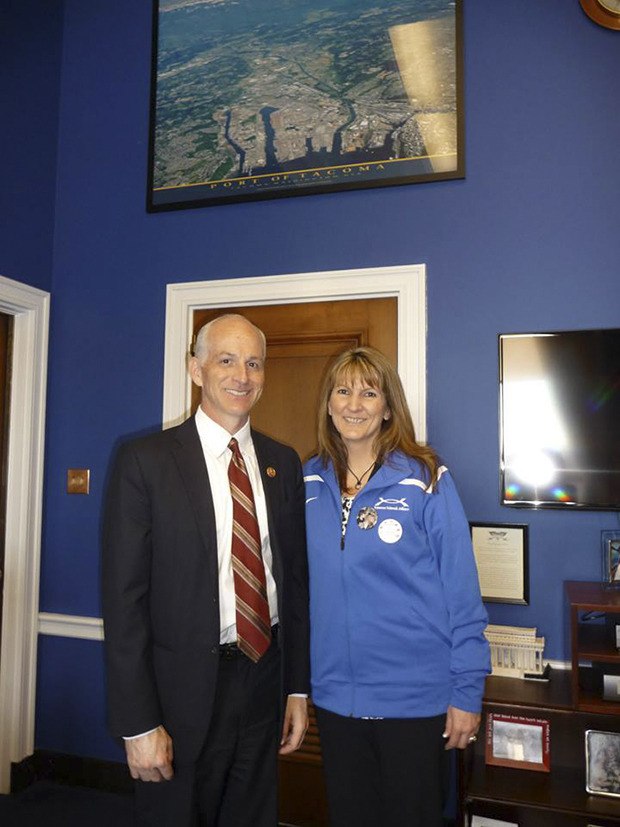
[[304, 451, 490, 719]]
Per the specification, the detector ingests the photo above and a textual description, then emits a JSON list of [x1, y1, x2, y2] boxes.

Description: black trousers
[[315, 706, 449, 827], [135, 637, 281, 827]]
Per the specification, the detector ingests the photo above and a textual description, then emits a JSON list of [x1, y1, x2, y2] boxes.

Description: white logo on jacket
[[374, 496, 409, 512]]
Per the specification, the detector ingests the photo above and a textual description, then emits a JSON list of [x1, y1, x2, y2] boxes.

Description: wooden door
[[192, 299, 397, 460], [192, 299, 397, 826]]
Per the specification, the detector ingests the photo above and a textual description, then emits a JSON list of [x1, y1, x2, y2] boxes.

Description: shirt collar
[[194, 406, 253, 458]]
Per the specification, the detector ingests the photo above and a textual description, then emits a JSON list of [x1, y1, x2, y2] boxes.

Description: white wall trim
[[31, 616, 573, 677], [0, 275, 49, 794], [163, 264, 428, 441], [38, 612, 104, 641], [33, 614, 575, 678]]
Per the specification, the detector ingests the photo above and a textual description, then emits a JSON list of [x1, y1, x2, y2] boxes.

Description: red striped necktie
[[228, 438, 271, 662]]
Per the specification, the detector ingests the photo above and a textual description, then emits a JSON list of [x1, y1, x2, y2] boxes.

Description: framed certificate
[[470, 523, 529, 605]]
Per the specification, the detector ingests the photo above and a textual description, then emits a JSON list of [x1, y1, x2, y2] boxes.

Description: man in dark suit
[[102, 314, 309, 826]]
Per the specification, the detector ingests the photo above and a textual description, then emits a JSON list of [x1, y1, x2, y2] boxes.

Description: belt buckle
[[219, 642, 238, 659]]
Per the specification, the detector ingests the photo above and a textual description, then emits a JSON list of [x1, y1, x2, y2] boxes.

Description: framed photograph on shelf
[[586, 729, 620, 797], [485, 713, 550, 772], [470, 523, 529, 604], [601, 530, 620, 588], [603, 673, 620, 702], [147, 0, 464, 210]]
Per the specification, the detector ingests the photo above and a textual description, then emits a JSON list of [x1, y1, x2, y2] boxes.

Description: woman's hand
[[442, 705, 480, 750], [279, 695, 309, 755]]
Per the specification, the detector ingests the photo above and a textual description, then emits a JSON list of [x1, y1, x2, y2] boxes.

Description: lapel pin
[[357, 506, 378, 530], [266, 466, 277, 478]]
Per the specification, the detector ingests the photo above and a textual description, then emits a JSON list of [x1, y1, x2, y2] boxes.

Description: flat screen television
[[499, 328, 620, 510]]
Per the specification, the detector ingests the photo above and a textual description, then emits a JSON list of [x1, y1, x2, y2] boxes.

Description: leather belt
[[219, 624, 278, 659]]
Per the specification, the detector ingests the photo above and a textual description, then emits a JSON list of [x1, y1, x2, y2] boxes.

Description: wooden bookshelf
[[459, 586, 620, 826], [567, 580, 620, 715]]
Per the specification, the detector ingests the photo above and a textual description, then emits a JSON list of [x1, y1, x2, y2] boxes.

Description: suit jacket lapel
[[170, 417, 218, 556], [253, 431, 278, 510], [252, 430, 282, 569]]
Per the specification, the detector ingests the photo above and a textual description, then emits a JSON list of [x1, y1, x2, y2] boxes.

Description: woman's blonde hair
[[316, 346, 439, 491]]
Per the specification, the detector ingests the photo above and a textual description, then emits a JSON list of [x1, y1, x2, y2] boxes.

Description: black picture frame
[[147, 0, 464, 211], [469, 522, 529, 605]]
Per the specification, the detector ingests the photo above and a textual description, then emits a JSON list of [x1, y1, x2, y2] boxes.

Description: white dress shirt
[[194, 406, 279, 642]]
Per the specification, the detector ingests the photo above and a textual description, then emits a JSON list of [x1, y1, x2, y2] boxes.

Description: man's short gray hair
[[193, 314, 267, 363]]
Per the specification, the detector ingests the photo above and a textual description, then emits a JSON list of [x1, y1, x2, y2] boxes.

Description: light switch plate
[[67, 468, 90, 495]]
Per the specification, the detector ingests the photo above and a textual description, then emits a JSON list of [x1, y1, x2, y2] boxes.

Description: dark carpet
[[0, 783, 456, 826], [0, 781, 134, 826]]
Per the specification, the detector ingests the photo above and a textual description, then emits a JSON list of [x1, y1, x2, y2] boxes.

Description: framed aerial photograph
[[601, 530, 620, 588], [147, 0, 464, 210], [470, 523, 529, 605], [585, 730, 620, 797], [485, 713, 550, 773]]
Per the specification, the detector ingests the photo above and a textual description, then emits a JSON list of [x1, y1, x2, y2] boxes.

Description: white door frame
[[163, 264, 427, 441], [0, 275, 50, 793]]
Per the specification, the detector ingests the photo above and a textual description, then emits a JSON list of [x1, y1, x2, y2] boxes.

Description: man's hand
[[125, 725, 174, 782], [442, 705, 480, 750], [279, 696, 308, 755]]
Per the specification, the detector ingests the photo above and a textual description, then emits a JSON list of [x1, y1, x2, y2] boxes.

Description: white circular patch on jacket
[[377, 518, 402, 544]]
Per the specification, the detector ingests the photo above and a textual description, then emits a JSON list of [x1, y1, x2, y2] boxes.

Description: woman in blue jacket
[[305, 346, 490, 827]]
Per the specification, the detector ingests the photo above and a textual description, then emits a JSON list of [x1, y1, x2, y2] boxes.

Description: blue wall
[[0, 0, 63, 291], [24, 0, 620, 760]]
